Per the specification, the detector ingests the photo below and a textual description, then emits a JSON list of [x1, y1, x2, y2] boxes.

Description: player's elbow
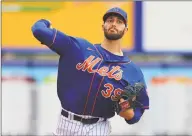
[[31, 25, 41, 35], [31, 27, 40, 40], [31, 26, 46, 41], [31, 27, 46, 45]]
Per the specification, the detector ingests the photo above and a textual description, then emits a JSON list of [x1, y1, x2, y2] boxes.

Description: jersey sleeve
[[31, 19, 82, 55], [136, 69, 149, 110], [125, 68, 149, 124]]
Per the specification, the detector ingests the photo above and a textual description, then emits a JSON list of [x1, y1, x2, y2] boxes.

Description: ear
[[126, 27, 128, 32], [125, 25, 128, 31], [124, 27, 128, 34], [102, 24, 104, 31]]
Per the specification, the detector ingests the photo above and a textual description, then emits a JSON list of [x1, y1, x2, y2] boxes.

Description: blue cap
[[103, 7, 127, 25]]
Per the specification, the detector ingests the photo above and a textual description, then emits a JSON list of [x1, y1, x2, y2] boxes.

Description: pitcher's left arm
[[116, 68, 149, 124]]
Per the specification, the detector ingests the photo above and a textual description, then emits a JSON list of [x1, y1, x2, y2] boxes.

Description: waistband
[[61, 109, 107, 124]]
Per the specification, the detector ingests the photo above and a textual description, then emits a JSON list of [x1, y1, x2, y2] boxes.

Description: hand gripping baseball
[[114, 82, 145, 114]]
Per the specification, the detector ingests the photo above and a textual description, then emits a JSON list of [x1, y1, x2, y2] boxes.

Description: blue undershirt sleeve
[[125, 107, 145, 124]]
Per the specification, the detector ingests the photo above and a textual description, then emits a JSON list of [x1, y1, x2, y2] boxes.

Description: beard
[[104, 28, 125, 40]]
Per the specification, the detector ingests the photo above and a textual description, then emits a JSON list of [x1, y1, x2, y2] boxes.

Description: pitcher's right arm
[[31, 19, 81, 55]]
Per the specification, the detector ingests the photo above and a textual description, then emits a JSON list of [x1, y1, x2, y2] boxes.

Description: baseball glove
[[114, 82, 145, 114]]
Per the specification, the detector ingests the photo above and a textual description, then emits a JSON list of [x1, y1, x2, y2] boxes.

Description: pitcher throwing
[[31, 7, 149, 136]]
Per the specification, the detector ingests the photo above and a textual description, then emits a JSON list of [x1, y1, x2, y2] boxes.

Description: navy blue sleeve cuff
[[125, 108, 144, 124]]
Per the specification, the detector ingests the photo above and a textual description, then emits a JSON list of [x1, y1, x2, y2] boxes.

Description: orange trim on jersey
[[81, 44, 104, 117], [49, 29, 57, 47], [91, 76, 105, 115], [91, 64, 111, 115], [143, 106, 149, 109]]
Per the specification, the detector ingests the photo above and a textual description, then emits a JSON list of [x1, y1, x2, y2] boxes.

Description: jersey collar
[[94, 44, 131, 63]]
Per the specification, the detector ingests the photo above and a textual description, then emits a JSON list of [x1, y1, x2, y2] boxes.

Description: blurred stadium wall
[[2, 1, 134, 50], [2, 1, 192, 136]]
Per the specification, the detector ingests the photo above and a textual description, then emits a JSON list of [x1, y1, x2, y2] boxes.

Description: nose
[[112, 21, 117, 27]]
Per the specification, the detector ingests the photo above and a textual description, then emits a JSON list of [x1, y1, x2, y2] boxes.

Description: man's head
[[102, 7, 128, 40]]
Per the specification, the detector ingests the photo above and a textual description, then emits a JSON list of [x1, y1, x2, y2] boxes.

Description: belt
[[61, 110, 103, 124]]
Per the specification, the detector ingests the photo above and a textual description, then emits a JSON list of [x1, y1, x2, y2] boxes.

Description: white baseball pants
[[53, 112, 111, 136]]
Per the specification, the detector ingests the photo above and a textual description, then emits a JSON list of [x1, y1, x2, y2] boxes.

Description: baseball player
[[31, 7, 149, 136]]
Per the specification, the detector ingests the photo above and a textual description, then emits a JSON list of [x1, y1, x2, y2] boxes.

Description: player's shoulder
[[130, 61, 143, 74], [122, 60, 147, 87], [71, 36, 94, 48], [124, 60, 144, 79]]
